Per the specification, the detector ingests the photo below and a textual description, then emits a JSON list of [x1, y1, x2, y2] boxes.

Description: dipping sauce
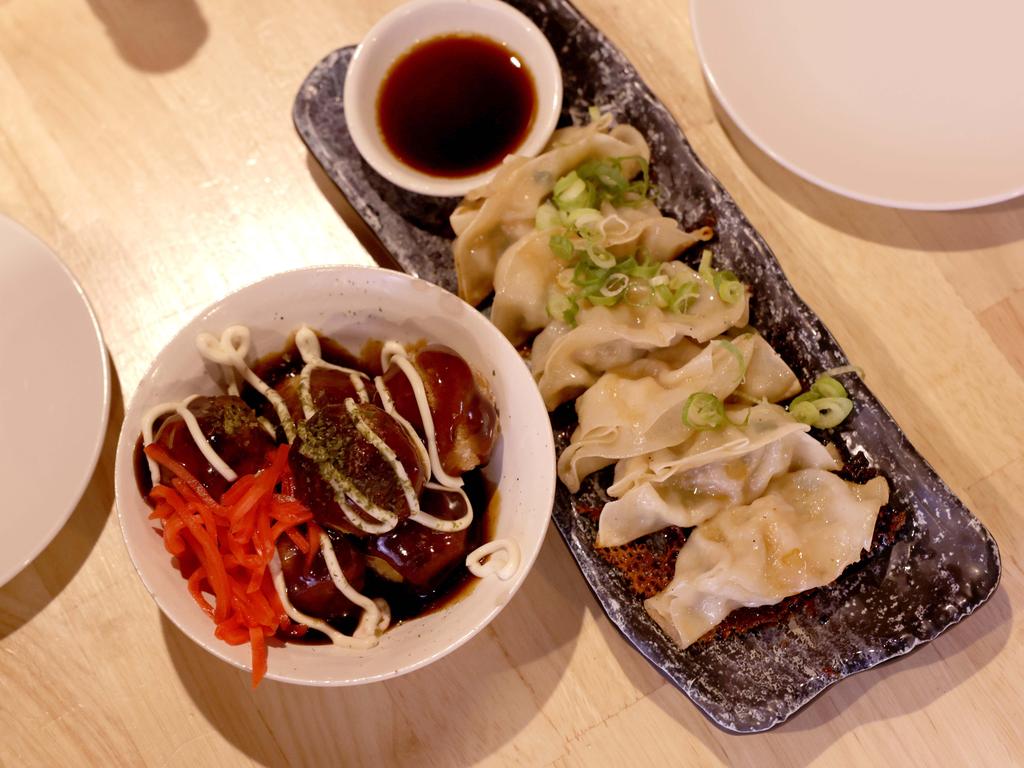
[[377, 34, 537, 178]]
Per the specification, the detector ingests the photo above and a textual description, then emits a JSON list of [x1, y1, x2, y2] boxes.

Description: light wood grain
[[1, 0, 1022, 765]]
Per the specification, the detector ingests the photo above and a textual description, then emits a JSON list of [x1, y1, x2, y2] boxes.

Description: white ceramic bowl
[[114, 265, 555, 685], [344, 0, 562, 197]]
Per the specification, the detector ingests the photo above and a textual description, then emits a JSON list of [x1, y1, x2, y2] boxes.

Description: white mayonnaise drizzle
[[321, 470, 401, 534], [379, 341, 464, 489], [374, 374, 474, 532], [294, 325, 370, 419], [319, 531, 390, 637], [374, 375, 431, 472], [141, 394, 237, 487], [344, 397, 421, 519], [412, 483, 474, 533], [269, 551, 378, 650], [466, 539, 521, 581], [196, 326, 296, 443]]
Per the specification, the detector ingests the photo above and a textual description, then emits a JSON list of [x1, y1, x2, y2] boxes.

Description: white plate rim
[[689, 1, 1024, 211], [0, 215, 111, 587]]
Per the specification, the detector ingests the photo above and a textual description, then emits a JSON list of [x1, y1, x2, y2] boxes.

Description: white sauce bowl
[[344, 0, 563, 197], [114, 265, 555, 685]]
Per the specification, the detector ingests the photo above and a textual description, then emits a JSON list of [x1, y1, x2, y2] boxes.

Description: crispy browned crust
[[577, 472, 909, 646]]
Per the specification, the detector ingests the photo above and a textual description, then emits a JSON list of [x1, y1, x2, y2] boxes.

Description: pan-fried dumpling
[[451, 118, 650, 306], [733, 335, 801, 403], [597, 404, 841, 546], [644, 469, 889, 649], [489, 230, 561, 343], [532, 261, 750, 410], [557, 334, 755, 492], [490, 203, 713, 345]]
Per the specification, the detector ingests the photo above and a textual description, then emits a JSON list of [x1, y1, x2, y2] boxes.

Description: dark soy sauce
[[377, 34, 537, 178]]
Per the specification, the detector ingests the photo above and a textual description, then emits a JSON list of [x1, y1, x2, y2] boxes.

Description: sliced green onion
[[717, 278, 744, 304], [698, 249, 715, 285], [535, 201, 562, 230], [565, 298, 580, 325], [788, 379, 854, 428], [668, 271, 691, 291], [587, 294, 620, 307], [811, 397, 853, 429], [588, 248, 616, 270], [547, 291, 571, 321], [790, 401, 820, 425], [555, 268, 574, 291], [717, 339, 747, 381], [601, 272, 629, 297], [549, 234, 574, 262], [671, 281, 700, 312], [622, 259, 660, 280], [653, 284, 673, 308], [811, 374, 847, 399], [683, 393, 726, 430], [572, 259, 601, 287], [553, 171, 595, 211], [789, 390, 819, 409], [569, 207, 603, 233]]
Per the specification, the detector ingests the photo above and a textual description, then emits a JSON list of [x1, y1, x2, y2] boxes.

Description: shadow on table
[[706, 91, 1024, 252], [305, 153, 406, 273], [163, 526, 585, 766], [0, 359, 123, 640], [85, 0, 208, 73]]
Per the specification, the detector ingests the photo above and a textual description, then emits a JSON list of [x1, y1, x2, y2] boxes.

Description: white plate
[[114, 265, 555, 685], [0, 216, 110, 586], [690, 1, 1024, 210]]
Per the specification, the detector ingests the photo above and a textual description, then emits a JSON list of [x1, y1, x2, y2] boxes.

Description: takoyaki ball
[[274, 369, 375, 424], [379, 345, 497, 476], [365, 487, 472, 592], [276, 528, 366, 622], [289, 403, 428, 535], [151, 395, 274, 499]]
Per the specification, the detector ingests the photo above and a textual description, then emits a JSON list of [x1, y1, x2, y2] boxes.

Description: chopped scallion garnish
[[787, 373, 855, 429], [683, 393, 726, 430], [549, 234, 574, 262], [717, 339, 747, 382]]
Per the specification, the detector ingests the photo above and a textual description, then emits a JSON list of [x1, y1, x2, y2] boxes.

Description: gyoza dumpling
[[451, 117, 650, 306], [490, 202, 713, 346], [557, 334, 755, 492], [532, 261, 750, 410], [737, 334, 802, 403], [597, 403, 841, 547], [644, 469, 889, 649]]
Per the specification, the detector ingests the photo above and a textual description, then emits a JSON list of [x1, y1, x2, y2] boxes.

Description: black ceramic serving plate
[[293, 0, 1001, 733]]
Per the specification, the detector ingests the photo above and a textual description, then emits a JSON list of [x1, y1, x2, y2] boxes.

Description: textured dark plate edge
[[531, 3, 1003, 730]]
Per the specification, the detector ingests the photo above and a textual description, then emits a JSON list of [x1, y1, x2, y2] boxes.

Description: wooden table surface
[[2, 1, 1022, 765]]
